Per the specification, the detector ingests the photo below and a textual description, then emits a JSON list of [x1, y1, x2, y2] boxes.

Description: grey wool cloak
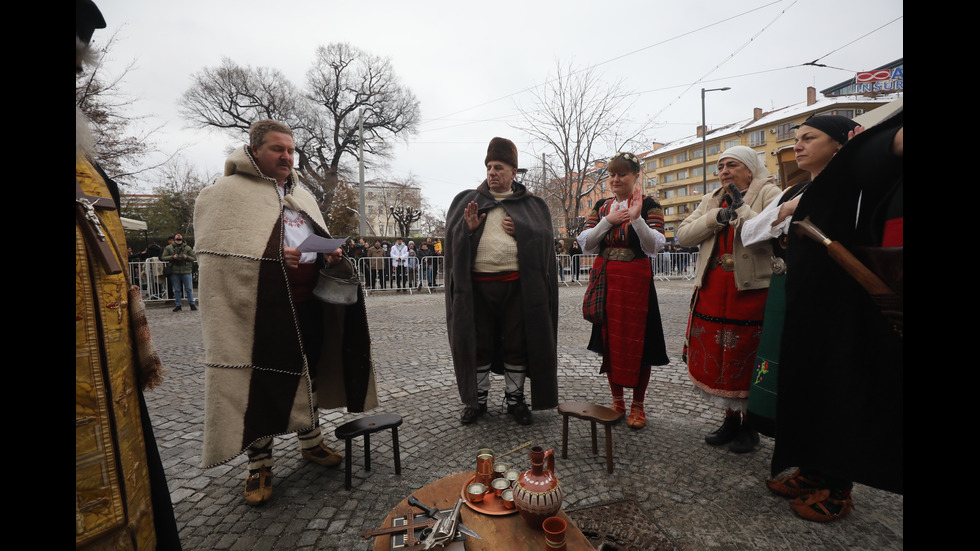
[[444, 180, 559, 410], [194, 145, 378, 468]]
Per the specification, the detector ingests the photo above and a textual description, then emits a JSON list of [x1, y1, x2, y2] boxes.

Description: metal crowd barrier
[[355, 255, 446, 295], [130, 256, 449, 302], [352, 252, 697, 293], [557, 254, 588, 286], [652, 251, 699, 281], [129, 252, 698, 303], [561, 252, 698, 285], [129, 259, 172, 303]]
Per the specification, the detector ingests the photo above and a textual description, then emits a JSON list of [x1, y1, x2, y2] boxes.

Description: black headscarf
[[797, 114, 860, 145]]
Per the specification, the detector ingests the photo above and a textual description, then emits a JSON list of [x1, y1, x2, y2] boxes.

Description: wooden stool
[[334, 413, 403, 490], [558, 402, 624, 474]]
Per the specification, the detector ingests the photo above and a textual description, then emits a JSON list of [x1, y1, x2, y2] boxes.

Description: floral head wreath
[[610, 152, 640, 170]]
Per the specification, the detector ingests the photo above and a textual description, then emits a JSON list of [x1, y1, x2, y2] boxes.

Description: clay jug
[[513, 445, 564, 529]]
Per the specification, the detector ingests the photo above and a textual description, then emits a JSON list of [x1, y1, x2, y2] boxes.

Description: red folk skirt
[[686, 233, 768, 400], [597, 254, 652, 387]]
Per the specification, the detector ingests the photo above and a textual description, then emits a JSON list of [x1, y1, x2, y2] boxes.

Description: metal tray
[[460, 475, 517, 516]]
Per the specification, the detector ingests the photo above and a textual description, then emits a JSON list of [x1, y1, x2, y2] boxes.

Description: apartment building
[[645, 86, 899, 239]]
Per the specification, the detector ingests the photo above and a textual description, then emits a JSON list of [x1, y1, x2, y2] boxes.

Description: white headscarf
[[718, 145, 772, 187]]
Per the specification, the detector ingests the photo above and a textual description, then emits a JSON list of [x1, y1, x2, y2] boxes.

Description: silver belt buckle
[[720, 253, 735, 272], [605, 248, 635, 262], [771, 257, 786, 275]]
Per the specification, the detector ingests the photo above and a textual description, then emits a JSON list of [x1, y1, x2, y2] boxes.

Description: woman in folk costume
[[741, 114, 861, 521], [771, 112, 903, 522], [742, 115, 860, 437], [677, 146, 780, 453], [578, 152, 669, 429]]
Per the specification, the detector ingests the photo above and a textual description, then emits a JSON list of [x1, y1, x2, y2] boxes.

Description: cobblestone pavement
[[144, 280, 903, 550]]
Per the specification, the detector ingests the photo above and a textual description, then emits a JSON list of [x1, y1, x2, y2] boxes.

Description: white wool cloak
[[194, 146, 378, 467]]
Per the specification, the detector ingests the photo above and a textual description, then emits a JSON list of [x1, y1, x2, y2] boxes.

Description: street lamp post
[[701, 87, 731, 192], [358, 110, 367, 237]]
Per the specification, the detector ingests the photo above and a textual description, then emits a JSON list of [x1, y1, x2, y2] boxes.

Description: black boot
[[506, 391, 533, 425], [460, 403, 487, 424], [705, 414, 740, 446], [460, 390, 488, 425], [729, 423, 759, 453]]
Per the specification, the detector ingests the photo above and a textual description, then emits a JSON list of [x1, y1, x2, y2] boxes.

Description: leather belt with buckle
[[707, 253, 735, 272], [601, 248, 635, 262], [771, 257, 786, 275]]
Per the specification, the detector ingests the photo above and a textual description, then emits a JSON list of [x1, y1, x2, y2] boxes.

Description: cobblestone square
[[145, 280, 903, 550]]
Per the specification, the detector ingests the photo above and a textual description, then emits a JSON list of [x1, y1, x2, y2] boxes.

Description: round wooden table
[[372, 471, 594, 550]]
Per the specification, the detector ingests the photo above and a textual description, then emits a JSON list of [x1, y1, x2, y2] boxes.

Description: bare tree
[[122, 156, 210, 238], [515, 62, 646, 233], [417, 198, 446, 237], [76, 29, 164, 181], [324, 180, 359, 237], [389, 206, 422, 239], [178, 58, 303, 132], [365, 176, 423, 237], [179, 43, 420, 218]]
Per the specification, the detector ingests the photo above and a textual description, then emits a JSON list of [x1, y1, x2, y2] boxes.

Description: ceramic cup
[[500, 488, 515, 509], [542, 516, 567, 550], [466, 482, 487, 503]]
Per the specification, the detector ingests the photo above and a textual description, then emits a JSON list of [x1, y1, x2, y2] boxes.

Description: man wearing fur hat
[[76, 1, 182, 548], [444, 137, 559, 425], [194, 119, 378, 505]]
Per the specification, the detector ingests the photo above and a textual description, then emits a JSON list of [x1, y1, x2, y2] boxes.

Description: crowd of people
[[131, 223, 696, 307], [344, 236, 444, 290]]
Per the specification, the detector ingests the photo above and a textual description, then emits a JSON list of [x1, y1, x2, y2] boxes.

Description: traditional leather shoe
[[627, 402, 646, 429], [172, 306, 182, 312], [728, 424, 760, 453], [301, 443, 343, 467], [507, 401, 533, 425], [244, 467, 273, 506], [460, 403, 487, 425], [611, 396, 626, 415], [704, 414, 740, 446], [790, 489, 853, 523], [767, 469, 824, 498], [190, 304, 198, 311]]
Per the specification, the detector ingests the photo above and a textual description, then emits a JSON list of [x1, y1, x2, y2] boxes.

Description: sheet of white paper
[[298, 235, 347, 254]]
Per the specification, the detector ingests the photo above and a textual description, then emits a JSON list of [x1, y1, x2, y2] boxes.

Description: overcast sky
[[93, 0, 903, 215]]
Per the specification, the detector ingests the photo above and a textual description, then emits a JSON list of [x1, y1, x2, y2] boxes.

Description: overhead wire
[[803, 16, 903, 70], [413, 2, 901, 139], [418, 0, 786, 127], [647, 0, 799, 122]]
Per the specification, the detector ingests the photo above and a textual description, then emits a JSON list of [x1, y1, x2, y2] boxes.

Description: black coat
[[444, 180, 559, 410], [773, 109, 903, 494]]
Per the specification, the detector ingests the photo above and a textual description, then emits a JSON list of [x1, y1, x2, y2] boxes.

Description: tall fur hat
[[77, 0, 106, 44], [485, 137, 518, 169]]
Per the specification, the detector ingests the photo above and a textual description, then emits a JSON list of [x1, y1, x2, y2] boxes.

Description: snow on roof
[[650, 93, 900, 156]]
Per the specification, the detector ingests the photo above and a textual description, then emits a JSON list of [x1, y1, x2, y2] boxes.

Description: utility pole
[[358, 109, 367, 237]]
